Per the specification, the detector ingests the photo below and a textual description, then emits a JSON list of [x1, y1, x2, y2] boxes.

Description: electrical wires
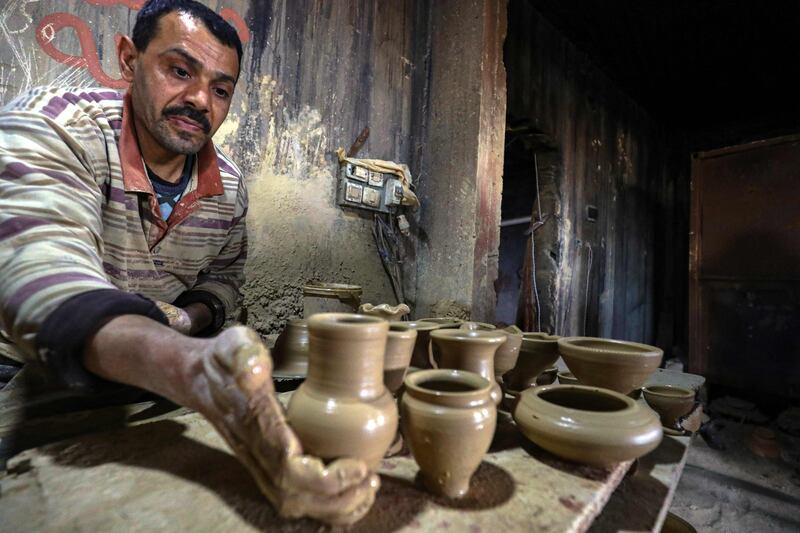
[[373, 213, 405, 305]]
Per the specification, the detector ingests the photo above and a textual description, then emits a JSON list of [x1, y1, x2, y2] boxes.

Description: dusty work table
[[0, 371, 703, 532]]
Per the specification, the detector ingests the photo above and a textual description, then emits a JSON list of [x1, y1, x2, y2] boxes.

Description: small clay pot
[[458, 321, 497, 331], [272, 318, 310, 377], [503, 332, 560, 391], [430, 328, 507, 405], [384, 322, 418, 394], [393, 321, 441, 369], [359, 302, 411, 321], [493, 325, 524, 380], [643, 385, 695, 429], [286, 313, 398, 471], [514, 384, 663, 466], [558, 337, 663, 395], [557, 371, 579, 385], [401, 369, 497, 498]]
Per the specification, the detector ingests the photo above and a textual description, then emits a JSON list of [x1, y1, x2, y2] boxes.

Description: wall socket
[[338, 162, 403, 214]]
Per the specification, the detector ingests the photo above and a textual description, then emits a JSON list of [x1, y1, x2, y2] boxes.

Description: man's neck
[[133, 114, 186, 184]]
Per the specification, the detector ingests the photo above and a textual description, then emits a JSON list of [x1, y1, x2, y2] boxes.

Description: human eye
[[173, 66, 190, 79], [213, 87, 231, 99]]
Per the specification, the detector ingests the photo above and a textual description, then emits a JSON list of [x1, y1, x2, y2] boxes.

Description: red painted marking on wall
[[36, 13, 128, 89], [219, 7, 250, 43]]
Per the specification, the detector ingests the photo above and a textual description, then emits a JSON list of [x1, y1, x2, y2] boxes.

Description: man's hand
[[155, 300, 212, 336], [196, 326, 379, 525]]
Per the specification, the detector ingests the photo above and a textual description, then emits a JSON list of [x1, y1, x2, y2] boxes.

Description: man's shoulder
[[1, 85, 124, 124], [212, 144, 244, 182]]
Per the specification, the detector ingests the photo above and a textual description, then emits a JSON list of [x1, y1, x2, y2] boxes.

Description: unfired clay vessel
[[393, 320, 441, 369], [430, 328, 507, 405], [358, 302, 411, 321], [493, 325, 524, 380], [503, 332, 560, 391], [458, 321, 497, 331], [384, 322, 418, 393], [558, 337, 663, 395], [286, 313, 398, 471], [272, 318, 310, 377], [642, 385, 695, 429], [536, 365, 559, 386], [401, 369, 497, 498], [513, 384, 663, 466]]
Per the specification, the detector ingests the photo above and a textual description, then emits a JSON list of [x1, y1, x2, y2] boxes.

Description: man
[[0, 0, 376, 525]]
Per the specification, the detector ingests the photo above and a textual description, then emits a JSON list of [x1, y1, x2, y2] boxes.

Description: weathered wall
[[0, 0, 424, 334], [505, 2, 688, 350], [412, 0, 507, 322]]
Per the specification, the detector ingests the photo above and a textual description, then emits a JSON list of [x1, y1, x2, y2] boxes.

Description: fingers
[[282, 455, 370, 496], [279, 473, 380, 526]]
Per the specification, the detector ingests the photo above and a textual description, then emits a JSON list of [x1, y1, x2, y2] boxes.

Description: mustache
[[162, 106, 211, 134]]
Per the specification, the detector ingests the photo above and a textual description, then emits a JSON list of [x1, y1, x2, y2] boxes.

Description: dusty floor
[[669, 417, 800, 532]]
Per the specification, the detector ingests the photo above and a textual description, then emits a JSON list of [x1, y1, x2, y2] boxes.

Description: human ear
[[117, 35, 138, 83]]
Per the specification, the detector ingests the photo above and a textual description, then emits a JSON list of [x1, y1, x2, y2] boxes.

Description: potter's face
[[128, 11, 239, 155]]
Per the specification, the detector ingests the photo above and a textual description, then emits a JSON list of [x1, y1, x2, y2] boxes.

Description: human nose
[[183, 79, 210, 111]]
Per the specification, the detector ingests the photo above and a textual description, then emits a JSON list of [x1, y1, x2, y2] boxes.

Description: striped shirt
[[0, 86, 248, 382]]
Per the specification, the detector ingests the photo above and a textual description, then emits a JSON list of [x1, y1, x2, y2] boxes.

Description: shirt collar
[[119, 92, 224, 197]]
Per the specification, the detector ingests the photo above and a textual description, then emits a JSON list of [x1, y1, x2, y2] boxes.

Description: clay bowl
[[493, 326, 524, 380], [383, 323, 418, 394], [513, 384, 663, 466], [458, 321, 497, 331], [642, 385, 695, 429], [536, 366, 559, 386], [557, 371, 579, 385], [503, 332, 560, 391], [272, 318, 310, 377], [558, 337, 663, 395], [401, 369, 496, 498]]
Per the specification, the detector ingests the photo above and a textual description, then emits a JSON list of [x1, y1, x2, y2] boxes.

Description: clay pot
[[661, 512, 697, 533], [393, 321, 441, 369], [643, 385, 696, 429], [401, 369, 497, 498], [513, 384, 663, 466], [384, 322, 418, 394], [272, 318, 309, 377], [458, 321, 497, 331], [493, 326, 524, 380], [430, 328, 507, 405], [557, 371, 579, 385], [503, 332, 560, 391], [558, 337, 663, 395], [286, 313, 398, 471], [359, 302, 411, 321]]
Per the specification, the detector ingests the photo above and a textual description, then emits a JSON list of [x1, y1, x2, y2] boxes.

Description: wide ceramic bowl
[[558, 337, 663, 394], [643, 385, 695, 428], [513, 384, 663, 466]]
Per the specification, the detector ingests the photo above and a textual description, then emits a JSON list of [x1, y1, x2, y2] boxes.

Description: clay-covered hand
[[198, 326, 379, 525], [155, 300, 193, 335]]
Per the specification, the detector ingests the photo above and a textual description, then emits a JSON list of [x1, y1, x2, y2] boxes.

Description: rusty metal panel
[[689, 135, 800, 397]]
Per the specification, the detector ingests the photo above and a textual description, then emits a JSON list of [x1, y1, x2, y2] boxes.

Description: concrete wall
[[0, 0, 425, 334], [505, 2, 689, 351]]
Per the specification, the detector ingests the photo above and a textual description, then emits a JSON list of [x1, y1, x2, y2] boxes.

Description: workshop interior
[[0, 1, 798, 531]]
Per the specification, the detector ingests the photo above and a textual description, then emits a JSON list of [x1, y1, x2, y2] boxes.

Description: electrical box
[[338, 162, 404, 214]]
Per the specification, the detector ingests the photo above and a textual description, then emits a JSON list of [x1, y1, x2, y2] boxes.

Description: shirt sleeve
[[0, 104, 165, 388], [184, 175, 248, 329]]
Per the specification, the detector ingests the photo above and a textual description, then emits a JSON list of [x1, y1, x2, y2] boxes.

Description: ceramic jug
[[286, 313, 398, 471], [401, 369, 497, 498], [384, 322, 418, 393], [429, 328, 507, 405]]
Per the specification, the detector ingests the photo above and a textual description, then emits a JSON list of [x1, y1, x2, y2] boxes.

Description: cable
[[530, 153, 543, 332], [372, 213, 405, 304], [583, 241, 593, 335]]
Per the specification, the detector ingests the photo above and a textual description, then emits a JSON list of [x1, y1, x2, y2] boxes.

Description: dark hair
[[132, 0, 243, 68]]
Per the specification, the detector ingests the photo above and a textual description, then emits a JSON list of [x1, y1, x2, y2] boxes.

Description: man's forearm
[[82, 315, 206, 410]]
